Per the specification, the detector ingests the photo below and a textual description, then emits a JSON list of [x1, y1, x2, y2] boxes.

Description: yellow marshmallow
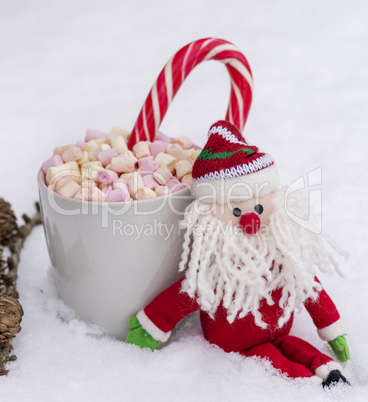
[[153, 165, 172, 185], [111, 156, 136, 173], [154, 153, 177, 173], [94, 136, 109, 145], [175, 160, 192, 180], [136, 186, 156, 200], [56, 181, 81, 198], [83, 140, 99, 153], [166, 144, 188, 161], [108, 133, 128, 154], [46, 162, 79, 185], [77, 151, 89, 166], [88, 144, 111, 161], [181, 174, 193, 186], [110, 126, 130, 141], [120, 172, 133, 181], [172, 136, 192, 150], [154, 185, 170, 197], [127, 172, 144, 197], [81, 161, 104, 181], [133, 141, 150, 159]]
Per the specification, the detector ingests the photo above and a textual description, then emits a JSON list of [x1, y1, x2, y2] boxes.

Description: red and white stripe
[[128, 38, 254, 149]]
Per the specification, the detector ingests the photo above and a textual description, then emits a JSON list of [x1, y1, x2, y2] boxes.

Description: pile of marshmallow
[[42, 127, 200, 203]]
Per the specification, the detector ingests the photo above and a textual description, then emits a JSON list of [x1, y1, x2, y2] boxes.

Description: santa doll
[[126, 120, 350, 388]]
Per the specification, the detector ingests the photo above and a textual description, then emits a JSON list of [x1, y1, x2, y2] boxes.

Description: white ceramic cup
[[37, 170, 193, 339]]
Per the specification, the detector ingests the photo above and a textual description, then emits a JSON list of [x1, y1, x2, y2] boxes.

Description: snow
[[0, 0, 368, 400]]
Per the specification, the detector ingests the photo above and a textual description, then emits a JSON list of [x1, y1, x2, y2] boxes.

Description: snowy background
[[1, 0, 368, 400]]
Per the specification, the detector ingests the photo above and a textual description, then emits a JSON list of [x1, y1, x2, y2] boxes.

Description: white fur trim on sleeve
[[317, 319, 345, 341], [136, 310, 171, 343]]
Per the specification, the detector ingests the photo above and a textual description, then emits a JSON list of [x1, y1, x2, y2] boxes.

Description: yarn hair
[[179, 190, 346, 328]]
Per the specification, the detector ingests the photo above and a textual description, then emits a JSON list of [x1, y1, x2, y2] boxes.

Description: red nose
[[239, 212, 261, 235]]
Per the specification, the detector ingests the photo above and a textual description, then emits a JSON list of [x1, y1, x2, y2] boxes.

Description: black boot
[[322, 370, 350, 388]]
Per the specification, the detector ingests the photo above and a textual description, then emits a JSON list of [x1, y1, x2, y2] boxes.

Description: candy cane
[[128, 38, 254, 149]]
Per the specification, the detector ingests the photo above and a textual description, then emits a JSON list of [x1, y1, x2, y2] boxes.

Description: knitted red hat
[[192, 120, 279, 203]]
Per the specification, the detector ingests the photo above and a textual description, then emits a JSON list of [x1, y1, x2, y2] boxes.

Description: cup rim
[[37, 169, 192, 206]]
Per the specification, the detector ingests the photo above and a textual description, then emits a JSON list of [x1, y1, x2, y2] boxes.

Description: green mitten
[[126, 316, 161, 351], [328, 335, 350, 362]]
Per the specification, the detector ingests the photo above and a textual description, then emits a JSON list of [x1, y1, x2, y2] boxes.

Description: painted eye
[[254, 204, 264, 214], [233, 208, 242, 217]]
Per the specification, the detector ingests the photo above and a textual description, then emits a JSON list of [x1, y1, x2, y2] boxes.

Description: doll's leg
[[272, 335, 341, 379], [241, 341, 314, 378]]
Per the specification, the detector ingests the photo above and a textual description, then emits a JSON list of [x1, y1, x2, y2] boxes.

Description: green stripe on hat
[[197, 147, 254, 161]]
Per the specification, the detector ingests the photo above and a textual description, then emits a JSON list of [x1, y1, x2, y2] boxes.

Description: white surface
[[0, 0, 367, 400]]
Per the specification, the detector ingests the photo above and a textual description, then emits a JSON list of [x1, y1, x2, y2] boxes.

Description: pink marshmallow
[[53, 144, 74, 156], [113, 179, 127, 186], [112, 180, 130, 198], [167, 178, 186, 192], [99, 183, 113, 194], [137, 158, 159, 176], [181, 174, 193, 186], [149, 141, 168, 157], [85, 129, 107, 142], [156, 131, 171, 143], [155, 185, 170, 197], [142, 175, 158, 190], [42, 155, 63, 174], [62, 146, 83, 163], [76, 141, 86, 149], [137, 156, 154, 168], [166, 178, 180, 189], [97, 148, 118, 166], [107, 188, 128, 203], [171, 184, 186, 193], [97, 169, 118, 184]]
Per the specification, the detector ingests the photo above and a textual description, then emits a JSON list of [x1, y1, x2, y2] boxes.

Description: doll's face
[[211, 192, 276, 235]]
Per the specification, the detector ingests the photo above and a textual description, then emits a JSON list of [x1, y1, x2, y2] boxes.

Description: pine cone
[[0, 199, 17, 246], [0, 295, 23, 343], [0, 249, 6, 294]]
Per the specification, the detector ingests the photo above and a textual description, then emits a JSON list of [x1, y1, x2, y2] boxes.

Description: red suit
[[137, 277, 345, 379]]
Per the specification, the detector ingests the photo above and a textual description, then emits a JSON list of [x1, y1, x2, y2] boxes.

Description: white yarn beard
[[179, 191, 345, 329]]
